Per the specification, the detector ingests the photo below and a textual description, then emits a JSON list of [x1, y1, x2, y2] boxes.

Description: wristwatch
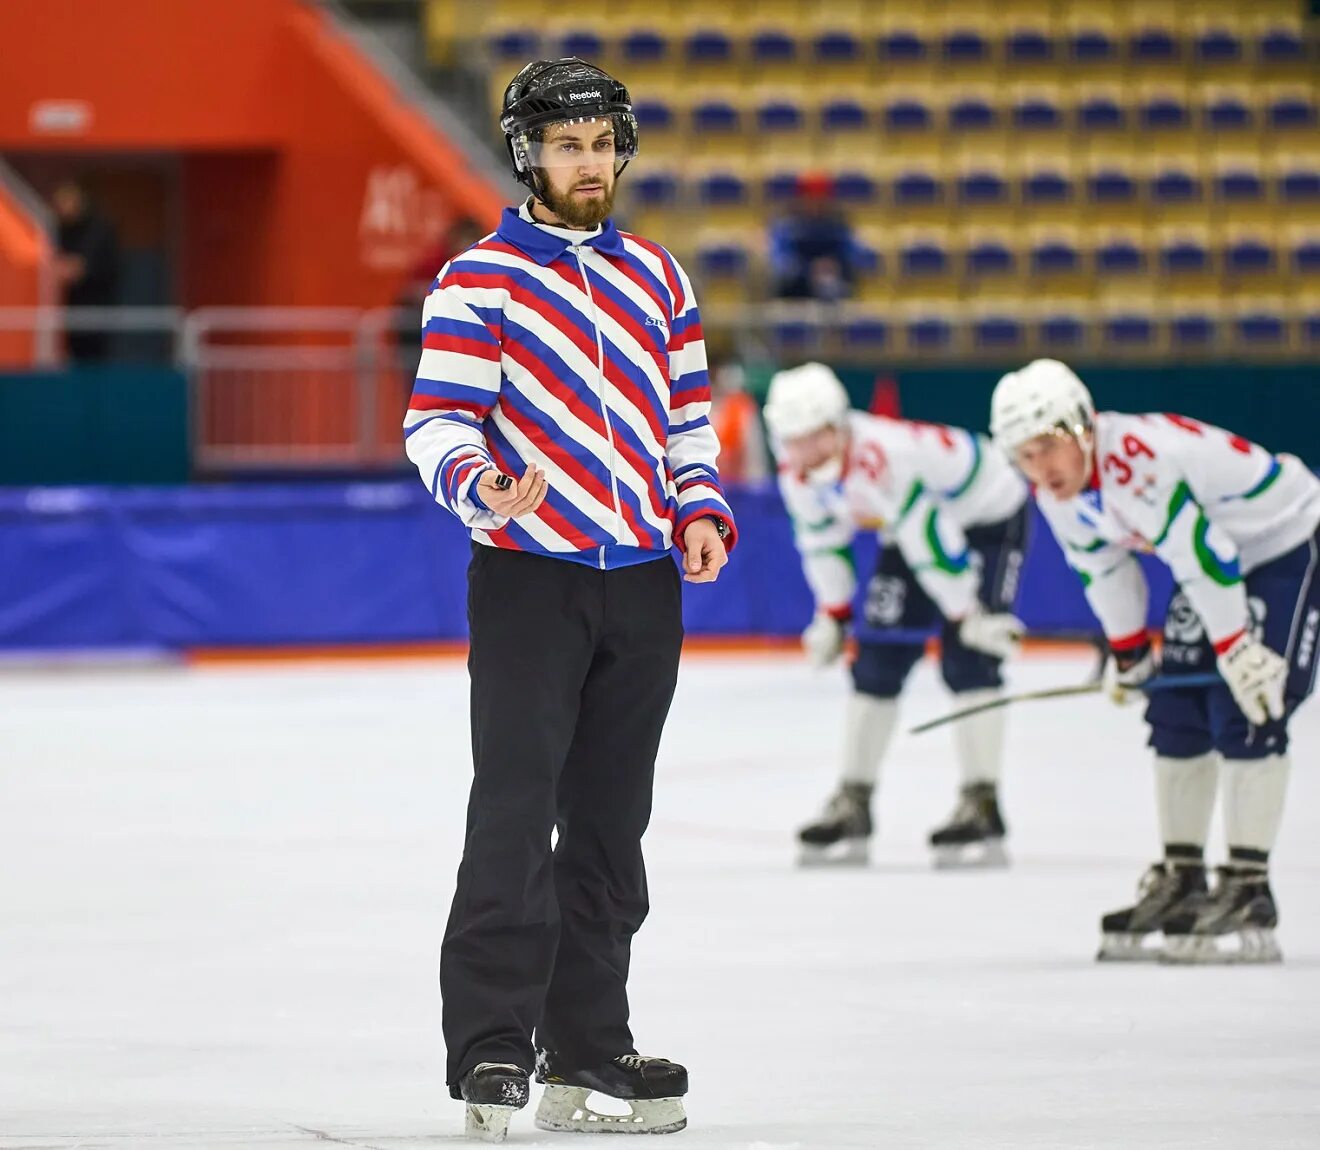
[[705, 515, 731, 540]]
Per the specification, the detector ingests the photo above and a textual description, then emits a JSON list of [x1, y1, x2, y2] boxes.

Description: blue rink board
[[0, 482, 1172, 650]]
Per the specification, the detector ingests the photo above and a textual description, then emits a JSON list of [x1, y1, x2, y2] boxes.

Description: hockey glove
[[1217, 633, 1288, 726], [1105, 641, 1156, 706], [957, 607, 1024, 660], [802, 612, 848, 667]]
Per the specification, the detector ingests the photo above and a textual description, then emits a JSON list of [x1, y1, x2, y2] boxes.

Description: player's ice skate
[[534, 1053, 688, 1134], [928, 783, 1009, 869], [796, 782, 872, 866], [1161, 867, 1283, 964], [458, 1063, 529, 1142], [1096, 861, 1207, 961]]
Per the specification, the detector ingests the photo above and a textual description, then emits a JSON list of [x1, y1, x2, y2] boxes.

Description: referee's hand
[[680, 518, 728, 584], [477, 466, 548, 518]]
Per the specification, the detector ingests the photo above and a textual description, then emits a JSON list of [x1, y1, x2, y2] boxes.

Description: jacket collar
[[496, 201, 626, 265]]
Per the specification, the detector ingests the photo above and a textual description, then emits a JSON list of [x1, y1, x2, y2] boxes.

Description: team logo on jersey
[[863, 574, 907, 627], [1164, 592, 1206, 646]]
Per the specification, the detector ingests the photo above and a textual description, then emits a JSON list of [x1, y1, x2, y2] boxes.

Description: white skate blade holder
[[1097, 932, 1165, 963], [466, 1102, 518, 1142], [932, 839, 1009, 871], [535, 1085, 687, 1135], [1162, 928, 1283, 965], [797, 838, 869, 867]]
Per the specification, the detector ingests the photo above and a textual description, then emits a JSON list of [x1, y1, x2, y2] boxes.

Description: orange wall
[[0, 184, 50, 366], [0, 0, 505, 310]]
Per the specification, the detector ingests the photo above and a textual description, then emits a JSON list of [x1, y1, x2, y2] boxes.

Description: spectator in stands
[[51, 180, 120, 363], [768, 172, 859, 302], [709, 359, 769, 483]]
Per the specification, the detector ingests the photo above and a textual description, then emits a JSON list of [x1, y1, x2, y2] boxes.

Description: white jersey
[[779, 412, 1027, 620], [1037, 412, 1320, 652]]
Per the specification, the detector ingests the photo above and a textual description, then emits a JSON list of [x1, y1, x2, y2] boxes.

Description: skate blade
[[1161, 928, 1283, 966], [797, 839, 869, 867], [465, 1103, 517, 1142], [534, 1085, 687, 1135], [1096, 932, 1163, 962], [932, 839, 1009, 870]]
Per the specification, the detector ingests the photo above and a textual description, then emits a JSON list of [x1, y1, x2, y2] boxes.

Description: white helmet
[[763, 362, 851, 441], [990, 359, 1095, 453]]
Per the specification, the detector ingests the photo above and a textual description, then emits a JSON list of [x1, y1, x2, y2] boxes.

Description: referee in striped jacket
[[403, 59, 736, 1129]]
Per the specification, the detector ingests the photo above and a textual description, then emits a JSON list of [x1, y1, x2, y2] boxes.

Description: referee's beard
[[536, 171, 617, 230]]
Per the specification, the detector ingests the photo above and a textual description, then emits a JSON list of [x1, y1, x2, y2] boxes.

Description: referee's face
[[535, 119, 618, 229]]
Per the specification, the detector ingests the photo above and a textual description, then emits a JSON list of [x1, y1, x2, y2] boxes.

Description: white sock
[[951, 688, 1005, 786], [1223, 754, 1290, 861], [1154, 753, 1219, 856], [839, 693, 899, 788]]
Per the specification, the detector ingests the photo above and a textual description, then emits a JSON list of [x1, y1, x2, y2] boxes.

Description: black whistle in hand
[[492, 473, 513, 491]]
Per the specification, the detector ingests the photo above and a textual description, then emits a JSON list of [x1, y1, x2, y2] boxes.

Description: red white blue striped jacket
[[403, 203, 737, 568]]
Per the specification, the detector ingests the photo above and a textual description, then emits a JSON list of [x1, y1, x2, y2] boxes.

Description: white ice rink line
[[1, 653, 1317, 1149]]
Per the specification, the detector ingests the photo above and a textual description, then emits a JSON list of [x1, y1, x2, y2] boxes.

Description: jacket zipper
[[572, 246, 625, 570]]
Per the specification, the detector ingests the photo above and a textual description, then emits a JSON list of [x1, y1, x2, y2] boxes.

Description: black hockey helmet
[[499, 58, 639, 191]]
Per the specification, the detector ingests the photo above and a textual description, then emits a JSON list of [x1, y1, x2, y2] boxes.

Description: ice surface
[[2, 653, 1317, 1149]]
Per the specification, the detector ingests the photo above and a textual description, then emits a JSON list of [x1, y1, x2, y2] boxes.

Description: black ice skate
[[457, 1062, 529, 1142], [1161, 867, 1282, 965], [1096, 861, 1207, 962], [797, 782, 873, 866], [928, 783, 1008, 869], [534, 1051, 688, 1134]]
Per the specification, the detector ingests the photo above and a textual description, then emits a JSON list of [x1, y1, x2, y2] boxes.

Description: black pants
[[441, 545, 684, 1092]]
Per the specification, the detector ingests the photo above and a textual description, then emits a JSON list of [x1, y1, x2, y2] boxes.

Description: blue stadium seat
[[814, 30, 862, 64], [943, 28, 990, 63], [750, 29, 797, 64], [843, 314, 890, 351], [948, 95, 999, 132], [1069, 29, 1117, 63], [1031, 236, 1081, 275], [892, 168, 946, 206], [631, 172, 680, 206], [1129, 27, 1179, 64], [762, 171, 801, 204], [1014, 94, 1064, 132], [1258, 27, 1305, 64], [1022, 166, 1074, 206], [901, 237, 951, 277], [1195, 28, 1244, 65], [1215, 164, 1265, 203], [1269, 94, 1317, 130], [621, 29, 668, 63], [1292, 236, 1320, 275], [1161, 236, 1211, 274], [696, 171, 749, 206], [851, 239, 883, 277], [1077, 94, 1126, 131], [1204, 93, 1254, 132], [696, 243, 749, 280], [1007, 28, 1054, 63], [879, 30, 928, 62], [1096, 236, 1146, 275], [958, 167, 1009, 207], [1038, 312, 1087, 351], [1170, 312, 1219, 350], [1302, 308, 1320, 349], [906, 314, 954, 351], [490, 29, 539, 60], [560, 29, 605, 59], [821, 98, 869, 132], [633, 99, 674, 132], [973, 314, 1025, 352], [1087, 165, 1138, 205], [684, 28, 733, 64], [757, 99, 805, 133], [884, 96, 934, 133], [1279, 163, 1320, 204], [834, 170, 879, 205], [1105, 312, 1157, 348], [966, 238, 1017, 276], [1235, 308, 1288, 348], [1150, 162, 1203, 204], [1141, 93, 1190, 132], [1224, 236, 1276, 275], [692, 99, 741, 134]]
